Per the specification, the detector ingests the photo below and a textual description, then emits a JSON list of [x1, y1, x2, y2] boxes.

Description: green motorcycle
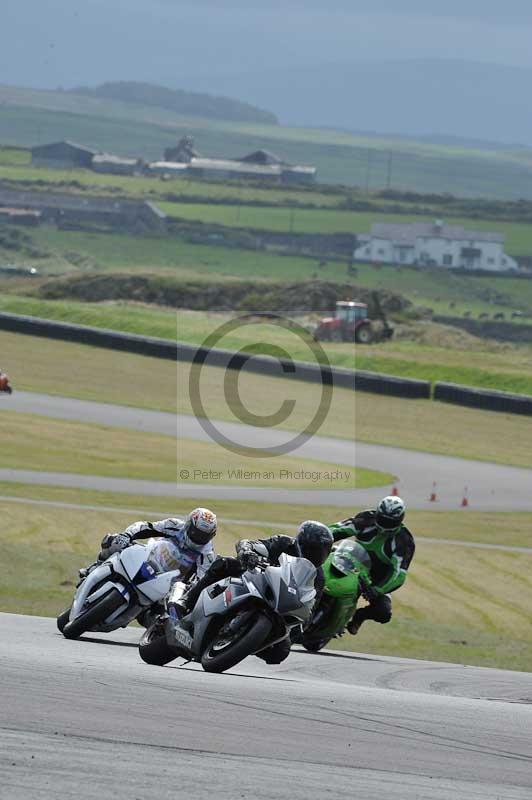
[[292, 539, 372, 653]]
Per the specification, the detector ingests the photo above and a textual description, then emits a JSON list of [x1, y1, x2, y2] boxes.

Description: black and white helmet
[[296, 520, 334, 567], [375, 496, 405, 534]]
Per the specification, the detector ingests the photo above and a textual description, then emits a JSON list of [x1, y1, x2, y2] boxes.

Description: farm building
[[164, 136, 200, 163], [354, 220, 518, 272], [280, 165, 317, 185], [239, 149, 282, 165], [92, 154, 142, 176], [187, 157, 283, 182], [147, 161, 189, 177], [0, 189, 167, 233], [154, 139, 316, 184], [31, 140, 98, 169], [0, 207, 41, 226]]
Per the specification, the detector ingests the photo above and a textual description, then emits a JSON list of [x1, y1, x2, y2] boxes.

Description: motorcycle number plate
[[175, 627, 193, 650]]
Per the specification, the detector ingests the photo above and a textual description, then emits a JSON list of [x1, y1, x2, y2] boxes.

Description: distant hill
[[69, 81, 278, 126], [188, 59, 532, 144]]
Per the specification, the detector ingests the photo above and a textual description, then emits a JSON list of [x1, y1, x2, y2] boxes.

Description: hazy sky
[[3, 0, 532, 91]]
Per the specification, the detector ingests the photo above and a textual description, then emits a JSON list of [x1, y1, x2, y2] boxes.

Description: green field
[[1, 409, 370, 489], [0, 487, 530, 671], [0, 227, 352, 281], [157, 201, 532, 254], [0, 158, 343, 209], [2, 225, 532, 322], [4, 85, 532, 198]]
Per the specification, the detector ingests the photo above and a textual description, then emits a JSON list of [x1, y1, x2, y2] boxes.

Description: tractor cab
[[336, 301, 368, 323]]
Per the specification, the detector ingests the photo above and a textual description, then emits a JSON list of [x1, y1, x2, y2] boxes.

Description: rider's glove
[[239, 549, 259, 570], [100, 532, 132, 554], [361, 580, 379, 604]]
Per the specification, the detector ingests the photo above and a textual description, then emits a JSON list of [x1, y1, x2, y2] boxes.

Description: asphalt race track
[[2, 614, 531, 800], [2, 391, 532, 509]]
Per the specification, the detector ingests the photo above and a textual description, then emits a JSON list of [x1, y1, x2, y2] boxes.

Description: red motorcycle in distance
[[0, 370, 13, 394]]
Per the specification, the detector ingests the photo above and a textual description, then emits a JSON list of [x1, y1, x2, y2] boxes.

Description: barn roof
[[32, 140, 98, 156], [240, 149, 283, 165], [371, 221, 504, 244]]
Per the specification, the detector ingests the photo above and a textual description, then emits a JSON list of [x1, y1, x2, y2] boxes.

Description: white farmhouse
[[354, 220, 518, 272]]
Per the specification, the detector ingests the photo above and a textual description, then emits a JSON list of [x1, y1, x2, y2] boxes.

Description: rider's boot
[[137, 603, 165, 628], [347, 614, 364, 635]]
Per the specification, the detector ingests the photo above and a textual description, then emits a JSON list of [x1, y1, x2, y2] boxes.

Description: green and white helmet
[[375, 496, 405, 533]]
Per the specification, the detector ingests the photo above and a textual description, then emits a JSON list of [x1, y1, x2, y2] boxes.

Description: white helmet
[[183, 507, 217, 549], [375, 496, 405, 533]]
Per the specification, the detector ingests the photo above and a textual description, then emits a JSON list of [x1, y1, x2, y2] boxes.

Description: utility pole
[[386, 150, 393, 190], [289, 208, 295, 233], [365, 148, 372, 194]]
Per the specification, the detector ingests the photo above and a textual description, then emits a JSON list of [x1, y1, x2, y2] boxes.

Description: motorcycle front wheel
[[56, 608, 71, 632], [201, 612, 272, 673], [302, 637, 330, 653], [62, 588, 124, 639], [139, 619, 179, 666]]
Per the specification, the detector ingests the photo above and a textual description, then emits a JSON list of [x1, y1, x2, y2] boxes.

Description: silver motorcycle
[[139, 553, 317, 673]]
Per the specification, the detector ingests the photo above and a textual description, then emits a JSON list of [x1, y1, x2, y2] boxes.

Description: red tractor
[[314, 295, 393, 344]]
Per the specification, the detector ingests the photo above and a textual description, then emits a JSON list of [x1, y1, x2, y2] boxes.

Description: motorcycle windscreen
[[272, 555, 317, 613], [332, 540, 371, 576]]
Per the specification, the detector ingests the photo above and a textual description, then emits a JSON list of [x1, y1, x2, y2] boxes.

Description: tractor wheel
[[355, 324, 373, 344]]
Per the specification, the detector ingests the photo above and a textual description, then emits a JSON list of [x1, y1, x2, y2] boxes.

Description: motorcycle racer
[[329, 496, 415, 635], [174, 520, 334, 664], [79, 508, 218, 623], [0, 368, 12, 394]]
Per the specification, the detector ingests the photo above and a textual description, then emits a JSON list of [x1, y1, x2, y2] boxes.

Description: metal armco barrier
[[434, 382, 532, 416], [5, 311, 529, 410], [0, 312, 177, 359], [355, 369, 430, 398]]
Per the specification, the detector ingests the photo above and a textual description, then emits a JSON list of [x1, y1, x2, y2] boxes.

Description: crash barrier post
[[434, 381, 532, 416]]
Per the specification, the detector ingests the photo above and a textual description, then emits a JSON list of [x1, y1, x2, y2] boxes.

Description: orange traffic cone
[[391, 485, 399, 496], [429, 482, 437, 502], [461, 487, 469, 507]]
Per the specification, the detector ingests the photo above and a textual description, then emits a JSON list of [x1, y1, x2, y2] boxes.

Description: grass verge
[[331, 541, 532, 672], [0, 410, 370, 488]]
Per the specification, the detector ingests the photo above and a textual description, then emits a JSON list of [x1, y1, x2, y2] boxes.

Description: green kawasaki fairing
[[294, 539, 371, 653]]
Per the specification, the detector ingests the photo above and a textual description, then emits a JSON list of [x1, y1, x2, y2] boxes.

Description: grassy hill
[[71, 81, 278, 125], [3, 84, 532, 197]]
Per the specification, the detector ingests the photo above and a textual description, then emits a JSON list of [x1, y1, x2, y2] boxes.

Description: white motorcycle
[[57, 540, 181, 639]]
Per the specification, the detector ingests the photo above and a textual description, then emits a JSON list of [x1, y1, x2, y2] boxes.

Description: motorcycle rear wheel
[[201, 612, 272, 674], [62, 588, 124, 639], [139, 620, 179, 666]]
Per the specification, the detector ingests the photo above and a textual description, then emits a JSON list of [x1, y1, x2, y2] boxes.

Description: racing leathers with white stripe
[[101, 518, 216, 582]]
